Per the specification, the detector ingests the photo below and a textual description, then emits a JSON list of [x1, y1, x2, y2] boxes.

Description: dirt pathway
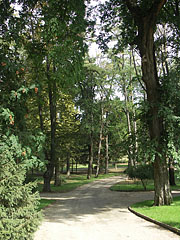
[[34, 176, 180, 240]]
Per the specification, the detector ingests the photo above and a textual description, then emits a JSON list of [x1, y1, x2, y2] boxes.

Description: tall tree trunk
[[140, 28, 172, 206], [169, 158, 176, 186], [95, 104, 104, 178], [43, 59, 56, 192], [43, 163, 54, 192], [105, 134, 109, 174], [66, 152, 71, 177], [121, 53, 135, 167], [54, 161, 61, 186], [87, 133, 93, 179], [125, 0, 172, 205], [133, 111, 138, 165], [124, 88, 134, 167]]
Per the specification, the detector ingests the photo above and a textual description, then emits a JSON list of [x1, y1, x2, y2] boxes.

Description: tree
[[0, 133, 41, 240], [20, 0, 87, 191], [0, 3, 42, 235], [98, 0, 172, 205]]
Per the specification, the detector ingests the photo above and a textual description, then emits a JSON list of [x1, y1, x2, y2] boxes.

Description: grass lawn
[[38, 199, 56, 210], [37, 173, 120, 193], [110, 180, 180, 192], [131, 196, 180, 229], [111, 179, 180, 230]]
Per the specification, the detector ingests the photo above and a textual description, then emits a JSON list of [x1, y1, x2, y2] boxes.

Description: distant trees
[[18, 0, 87, 191]]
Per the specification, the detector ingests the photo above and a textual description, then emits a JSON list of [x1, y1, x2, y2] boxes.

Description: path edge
[[128, 206, 180, 236]]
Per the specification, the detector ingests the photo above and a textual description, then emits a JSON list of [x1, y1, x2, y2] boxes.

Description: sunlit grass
[[131, 196, 180, 229], [110, 180, 180, 192], [37, 173, 120, 193], [38, 199, 56, 210]]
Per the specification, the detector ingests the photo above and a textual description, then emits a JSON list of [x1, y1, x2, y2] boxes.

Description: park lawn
[[37, 173, 120, 193], [131, 196, 180, 229], [38, 199, 56, 210], [110, 180, 180, 192]]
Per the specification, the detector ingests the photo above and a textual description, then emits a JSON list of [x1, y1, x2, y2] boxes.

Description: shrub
[[0, 135, 42, 240], [125, 164, 154, 190]]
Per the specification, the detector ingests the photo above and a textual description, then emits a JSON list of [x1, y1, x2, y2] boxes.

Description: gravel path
[[34, 176, 180, 240]]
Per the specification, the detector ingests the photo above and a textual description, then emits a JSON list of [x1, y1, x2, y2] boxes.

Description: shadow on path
[[41, 176, 154, 223]]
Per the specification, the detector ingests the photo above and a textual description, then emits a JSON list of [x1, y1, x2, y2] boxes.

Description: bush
[[0, 135, 42, 240], [125, 164, 154, 190]]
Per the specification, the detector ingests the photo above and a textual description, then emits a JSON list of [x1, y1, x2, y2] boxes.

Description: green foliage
[[0, 134, 42, 240], [125, 164, 154, 190]]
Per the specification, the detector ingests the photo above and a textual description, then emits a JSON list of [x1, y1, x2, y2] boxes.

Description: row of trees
[[1, 0, 180, 238]]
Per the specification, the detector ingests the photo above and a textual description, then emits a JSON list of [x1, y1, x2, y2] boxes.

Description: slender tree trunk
[[124, 89, 134, 167], [76, 161, 78, 173], [66, 153, 71, 177], [169, 158, 176, 186], [95, 104, 104, 178], [43, 163, 54, 192], [54, 161, 61, 186], [105, 134, 109, 174], [72, 160, 74, 174], [87, 105, 94, 179], [43, 58, 56, 192], [132, 111, 138, 165], [121, 53, 135, 167], [87, 133, 93, 179]]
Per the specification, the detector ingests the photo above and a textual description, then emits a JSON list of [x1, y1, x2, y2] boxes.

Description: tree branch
[[125, 0, 167, 26], [149, 0, 167, 21], [124, 0, 142, 20]]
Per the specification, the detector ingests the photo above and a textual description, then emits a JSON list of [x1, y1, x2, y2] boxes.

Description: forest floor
[[34, 175, 180, 240]]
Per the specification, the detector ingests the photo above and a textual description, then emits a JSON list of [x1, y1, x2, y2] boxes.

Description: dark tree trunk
[[139, 24, 172, 206], [169, 158, 176, 186], [66, 153, 71, 177], [43, 163, 54, 192], [71, 160, 74, 173], [37, 91, 44, 132], [43, 58, 57, 192], [76, 161, 78, 173], [125, 0, 172, 205], [54, 161, 61, 186]]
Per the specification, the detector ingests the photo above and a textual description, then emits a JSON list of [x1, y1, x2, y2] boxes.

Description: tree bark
[[87, 133, 93, 179], [105, 134, 109, 174], [43, 163, 54, 192], [95, 104, 104, 178], [169, 158, 176, 186], [54, 160, 61, 186], [66, 153, 71, 177], [125, 0, 172, 205], [43, 58, 56, 192], [140, 23, 172, 206]]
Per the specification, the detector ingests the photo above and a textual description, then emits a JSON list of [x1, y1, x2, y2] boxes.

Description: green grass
[[110, 180, 154, 192], [37, 173, 120, 193], [38, 199, 56, 210], [131, 196, 180, 229], [110, 180, 180, 192]]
